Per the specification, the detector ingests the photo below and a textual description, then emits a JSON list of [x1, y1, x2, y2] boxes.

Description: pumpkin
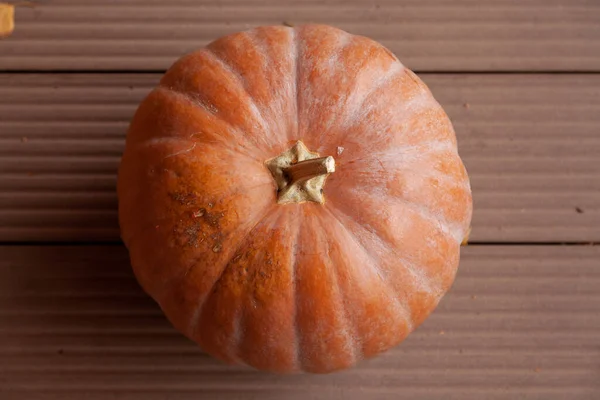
[[117, 24, 472, 374]]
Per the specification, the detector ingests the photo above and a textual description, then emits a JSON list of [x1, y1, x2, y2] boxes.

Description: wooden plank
[[0, 245, 598, 399], [1, 73, 599, 242], [1, 0, 600, 72]]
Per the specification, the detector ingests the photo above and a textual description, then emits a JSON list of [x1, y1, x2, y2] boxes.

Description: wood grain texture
[[0, 245, 598, 399], [1, 0, 599, 72], [1, 73, 598, 243]]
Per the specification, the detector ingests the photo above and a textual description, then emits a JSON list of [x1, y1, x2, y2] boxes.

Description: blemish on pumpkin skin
[[170, 192, 197, 206], [203, 209, 224, 228], [176, 207, 225, 248], [182, 223, 203, 248], [219, 233, 287, 305]]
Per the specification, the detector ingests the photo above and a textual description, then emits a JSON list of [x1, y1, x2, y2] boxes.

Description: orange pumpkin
[[117, 24, 472, 373]]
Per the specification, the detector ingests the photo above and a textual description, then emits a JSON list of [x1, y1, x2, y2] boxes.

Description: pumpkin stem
[[283, 156, 335, 184], [265, 141, 335, 205]]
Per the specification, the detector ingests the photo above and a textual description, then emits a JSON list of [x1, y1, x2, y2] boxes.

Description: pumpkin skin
[[117, 24, 472, 374]]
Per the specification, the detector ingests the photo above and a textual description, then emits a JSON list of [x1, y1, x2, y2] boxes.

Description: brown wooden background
[[1, 1, 599, 399]]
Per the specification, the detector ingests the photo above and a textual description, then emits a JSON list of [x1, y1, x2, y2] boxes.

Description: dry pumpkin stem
[[265, 141, 335, 205], [283, 156, 335, 184]]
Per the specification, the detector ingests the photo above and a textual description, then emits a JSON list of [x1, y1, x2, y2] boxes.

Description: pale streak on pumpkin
[[327, 141, 468, 293], [320, 60, 405, 153], [124, 85, 260, 163], [207, 27, 298, 155], [331, 74, 451, 160], [295, 27, 359, 152], [349, 142, 472, 244], [293, 205, 358, 372], [332, 143, 470, 242], [325, 204, 441, 327], [202, 47, 272, 151], [118, 24, 473, 374], [158, 87, 261, 163], [328, 189, 459, 295], [313, 41, 407, 154], [160, 49, 273, 160], [289, 27, 300, 144], [320, 206, 413, 358]]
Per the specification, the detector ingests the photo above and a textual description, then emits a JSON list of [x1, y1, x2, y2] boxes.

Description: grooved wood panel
[[0, 245, 598, 399], [1, 0, 600, 72], [1, 73, 599, 242]]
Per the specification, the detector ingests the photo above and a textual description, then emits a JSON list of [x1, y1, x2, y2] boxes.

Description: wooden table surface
[[1, 1, 599, 399]]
